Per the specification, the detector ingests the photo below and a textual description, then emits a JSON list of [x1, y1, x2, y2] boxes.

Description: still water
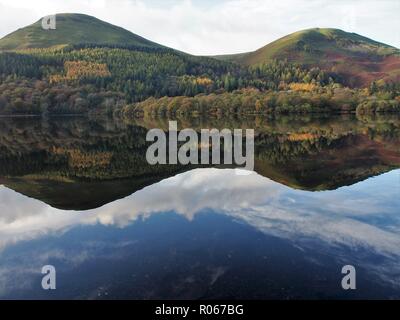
[[0, 115, 399, 299]]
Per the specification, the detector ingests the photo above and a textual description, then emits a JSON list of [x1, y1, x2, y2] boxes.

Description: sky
[[0, 0, 399, 55]]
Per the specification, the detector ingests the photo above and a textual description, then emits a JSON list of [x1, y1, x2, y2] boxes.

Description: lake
[[0, 114, 399, 299]]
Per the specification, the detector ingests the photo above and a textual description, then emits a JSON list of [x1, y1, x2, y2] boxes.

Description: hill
[[0, 17, 399, 116], [215, 28, 400, 87], [0, 14, 242, 115], [0, 13, 163, 50]]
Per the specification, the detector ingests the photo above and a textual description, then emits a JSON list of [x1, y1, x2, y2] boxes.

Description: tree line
[[0, 46, 399, 115]]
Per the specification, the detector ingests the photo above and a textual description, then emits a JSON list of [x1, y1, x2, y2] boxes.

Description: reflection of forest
[[0, 114, 399, 210]]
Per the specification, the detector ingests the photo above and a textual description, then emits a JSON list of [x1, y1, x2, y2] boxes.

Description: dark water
[[0, 115, 399, 299]]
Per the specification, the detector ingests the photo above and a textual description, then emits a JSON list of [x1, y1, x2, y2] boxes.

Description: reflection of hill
[[0, 175, 175, 210], [0, 115, 399, 210], [0, 117, 185, 209], [255, 134, 400, 190]]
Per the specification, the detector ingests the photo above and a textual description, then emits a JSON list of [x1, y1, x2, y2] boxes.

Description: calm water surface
[[0, 115, 399, 299]]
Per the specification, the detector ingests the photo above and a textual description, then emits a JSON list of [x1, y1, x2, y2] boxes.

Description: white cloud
[[0, 0, 398, 55]]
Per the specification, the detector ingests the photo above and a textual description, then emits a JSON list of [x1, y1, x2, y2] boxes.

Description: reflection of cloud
[[1, 168, 400, 287], [1, 169, 400, 253]]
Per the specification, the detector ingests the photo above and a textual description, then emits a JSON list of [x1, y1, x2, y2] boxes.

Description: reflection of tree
[[0, 115, 399, 209]]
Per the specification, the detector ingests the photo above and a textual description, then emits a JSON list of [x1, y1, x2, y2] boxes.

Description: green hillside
[[0, 13, 163, 50], [216, 28, 400, 87]]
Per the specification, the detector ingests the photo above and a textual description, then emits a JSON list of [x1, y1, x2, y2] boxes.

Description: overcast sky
[[0, 0, 399, 55]]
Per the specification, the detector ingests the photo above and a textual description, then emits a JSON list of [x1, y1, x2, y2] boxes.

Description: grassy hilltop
[[0, 13, 163, 50]]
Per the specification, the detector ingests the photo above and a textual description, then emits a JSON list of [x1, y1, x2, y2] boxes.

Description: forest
[[0, 45, 399, 116]]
